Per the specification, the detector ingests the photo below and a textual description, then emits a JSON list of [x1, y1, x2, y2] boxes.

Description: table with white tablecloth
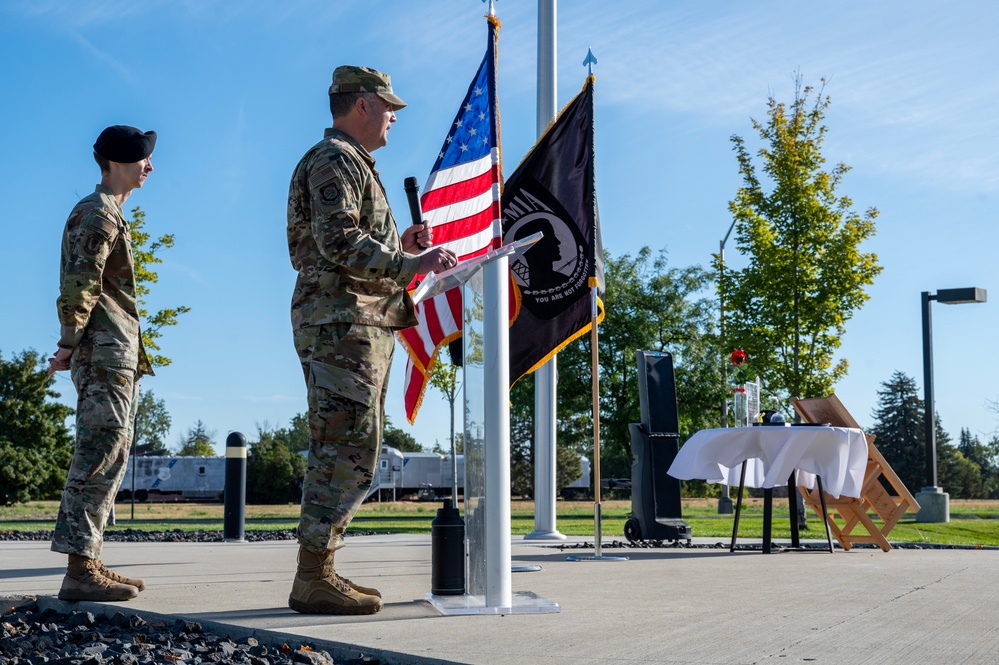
[[668, 425, 869, 552]]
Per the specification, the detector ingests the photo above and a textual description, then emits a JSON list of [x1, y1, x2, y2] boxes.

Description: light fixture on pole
[[715, 220, 737, 515], [918, 287, 986, 523]]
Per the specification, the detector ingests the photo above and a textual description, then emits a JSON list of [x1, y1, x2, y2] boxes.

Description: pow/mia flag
[[502, 76, 604, 383]]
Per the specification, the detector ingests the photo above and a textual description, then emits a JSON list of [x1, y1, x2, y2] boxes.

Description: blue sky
[[2, 1, 997, 455]]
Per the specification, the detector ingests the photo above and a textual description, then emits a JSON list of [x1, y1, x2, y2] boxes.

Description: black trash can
[[430, 499, 465, 595]]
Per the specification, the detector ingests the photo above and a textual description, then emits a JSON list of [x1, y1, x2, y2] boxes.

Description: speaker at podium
[[625, 350, 692, 543]]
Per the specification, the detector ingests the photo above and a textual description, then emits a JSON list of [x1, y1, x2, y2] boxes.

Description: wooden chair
[[791, 394, 920, 552]]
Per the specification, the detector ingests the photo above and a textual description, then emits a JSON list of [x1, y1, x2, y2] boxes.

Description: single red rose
[[731, 349, 747, 366]]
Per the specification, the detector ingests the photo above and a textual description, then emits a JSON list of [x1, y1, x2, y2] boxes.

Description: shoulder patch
[[83, 229, 110, 255], [86, 216, 118, 237], [320, 182, 342, 204], [79, 213, 118, 256]]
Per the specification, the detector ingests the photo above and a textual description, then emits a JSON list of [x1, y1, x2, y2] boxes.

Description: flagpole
[[565, 64, 627, 565], [585, 53, 600, 560], [525, 0, 566, 542], [590, 285, 603, 557]]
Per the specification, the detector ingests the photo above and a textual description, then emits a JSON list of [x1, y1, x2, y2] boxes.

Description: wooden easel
[[791, 394, 920, 552]]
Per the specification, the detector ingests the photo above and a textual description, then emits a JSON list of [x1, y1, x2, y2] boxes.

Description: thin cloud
[[68, 30, 134, 84], [242, 394, 299, 403], [556, 2, 999, 195]]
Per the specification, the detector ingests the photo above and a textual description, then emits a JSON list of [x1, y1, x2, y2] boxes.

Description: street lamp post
[[716, 221, 738, 514], [918, 287, 987, 523]]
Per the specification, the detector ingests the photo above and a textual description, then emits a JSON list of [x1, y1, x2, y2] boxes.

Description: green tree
[[508, 372, 584, 498], [937, 434, 982, 499], [868, 371, 977, 497], [509, 247, 720, 496], [554, 248, 721, 483], [869, 372, 926, 494], [952, 428, 992, 498], [133, 389, 171, 455], [129, 206, 191, 368], [719, 76, 881, 404], [246, 431, 307, 504], [428, 356, 461, 456], [0, 349, 75, 504], [262, 412, 310, 454], [176, 420, 217, 456], [383, 415, 423, 453], [984, 436, 999, 499]]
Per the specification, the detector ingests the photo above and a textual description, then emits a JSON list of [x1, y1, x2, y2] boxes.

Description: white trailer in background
[[371, 446, 465, 501], [368, 446, 591, 502], [117, 456, 225, 502], [114, 447, 591, 502]]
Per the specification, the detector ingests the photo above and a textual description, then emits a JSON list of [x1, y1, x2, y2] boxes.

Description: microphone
[[403, 176, 427, 250]]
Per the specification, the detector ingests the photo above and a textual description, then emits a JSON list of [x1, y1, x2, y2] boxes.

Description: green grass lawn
[[3, 498, 997, 546]]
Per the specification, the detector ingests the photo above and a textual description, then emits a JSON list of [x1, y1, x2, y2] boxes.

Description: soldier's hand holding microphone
[[401, 176, 458, 274]]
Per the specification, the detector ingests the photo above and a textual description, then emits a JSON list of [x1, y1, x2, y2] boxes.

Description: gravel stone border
[[0, 599, 371, 665]]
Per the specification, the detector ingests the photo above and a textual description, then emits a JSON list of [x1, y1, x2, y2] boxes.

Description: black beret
[[93, 125, 157, 163]]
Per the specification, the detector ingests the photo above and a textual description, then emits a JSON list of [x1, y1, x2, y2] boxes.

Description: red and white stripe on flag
[[398, 17, 501, 423]]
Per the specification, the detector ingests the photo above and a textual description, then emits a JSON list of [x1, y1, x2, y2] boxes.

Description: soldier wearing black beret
[[47, 125, 156, 602], [93, 125, 157, 164]]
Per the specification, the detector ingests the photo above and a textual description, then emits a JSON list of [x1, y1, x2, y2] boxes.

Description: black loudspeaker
[[637, 350, 679, 435], [625, 350, 691, 543]]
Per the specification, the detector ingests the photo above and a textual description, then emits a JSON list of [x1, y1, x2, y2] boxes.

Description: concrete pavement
[[3, 534, 998, 664]]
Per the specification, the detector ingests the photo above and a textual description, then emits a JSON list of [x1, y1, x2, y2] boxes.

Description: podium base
[[425, 590, 561, 615]]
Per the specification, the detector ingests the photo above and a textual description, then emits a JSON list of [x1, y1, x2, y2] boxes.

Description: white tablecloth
[[667, 426, 869, 499]]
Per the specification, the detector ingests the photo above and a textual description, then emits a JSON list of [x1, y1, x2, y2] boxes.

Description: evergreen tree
[[720, 76, 881, 403], [0, 349, 74, 504], [984, 436, 999, 499], [946, 428, 986, 498], [869, 371, 927, 493], [176, 420, 217, 456], [957, 429, 999, 497], [868, 371, 978, 496], [933, 421, 982, 498]]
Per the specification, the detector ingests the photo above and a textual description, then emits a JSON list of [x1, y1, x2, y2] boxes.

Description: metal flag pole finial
[[481, 0, 496, 17], [583, 47, 597, 76]]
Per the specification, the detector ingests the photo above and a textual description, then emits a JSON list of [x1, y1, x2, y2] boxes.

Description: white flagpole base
[[426, 590, 561, 615]]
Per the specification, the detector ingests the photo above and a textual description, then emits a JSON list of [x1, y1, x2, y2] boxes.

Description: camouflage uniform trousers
[[51, 362, 140, 559], [294, 322, 394, 553]]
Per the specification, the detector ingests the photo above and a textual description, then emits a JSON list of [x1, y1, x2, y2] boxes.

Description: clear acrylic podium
[[414, 234, 561, 615]]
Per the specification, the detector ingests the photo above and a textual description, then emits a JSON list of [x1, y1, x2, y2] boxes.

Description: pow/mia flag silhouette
[[502, 76, 603, 383]]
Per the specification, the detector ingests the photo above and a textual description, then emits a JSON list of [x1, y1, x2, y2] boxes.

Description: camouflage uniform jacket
[[287, 128, 421, 330], [56, 185, 152, 375]]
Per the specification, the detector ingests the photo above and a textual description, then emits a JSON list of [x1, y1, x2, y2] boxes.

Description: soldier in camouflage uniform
[[48, 125, 156, 602], [286, 65, 456, 615]]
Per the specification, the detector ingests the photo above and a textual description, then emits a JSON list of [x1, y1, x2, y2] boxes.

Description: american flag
[[398, 16, 502, 423]]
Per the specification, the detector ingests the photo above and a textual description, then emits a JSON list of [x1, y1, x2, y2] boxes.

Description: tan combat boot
[[96, 560, 146, 592], [58, 554, 138, 602], [288, 546, 383, 615]]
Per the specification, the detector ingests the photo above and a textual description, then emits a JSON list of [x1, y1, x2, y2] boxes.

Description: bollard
[[224, 431, 246, 542], [430, 498, 465, 595]]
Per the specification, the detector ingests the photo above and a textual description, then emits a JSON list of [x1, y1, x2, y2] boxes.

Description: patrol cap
[[328, 65, 406, 110], [93, 125, 157, 163]]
